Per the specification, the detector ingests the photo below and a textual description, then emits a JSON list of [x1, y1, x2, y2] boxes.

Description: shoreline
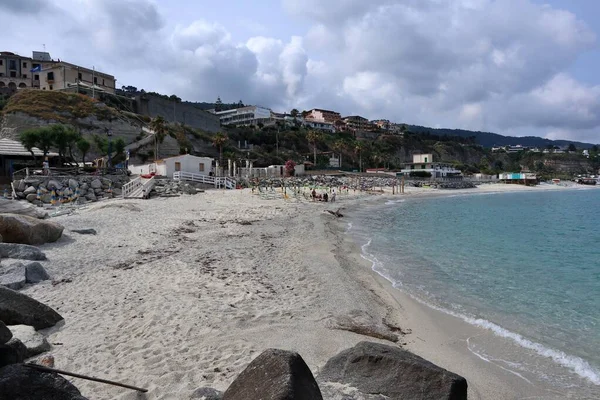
[[14, 183, 599, 399], [336, 184, 600, 399]]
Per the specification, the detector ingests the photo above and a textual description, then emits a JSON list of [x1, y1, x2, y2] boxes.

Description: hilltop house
[[400, 153, 461, 178]]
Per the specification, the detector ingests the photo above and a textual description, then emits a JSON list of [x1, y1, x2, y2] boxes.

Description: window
[[47, 72, 54, 81], [424, 157, 428, 163], [410, 165, 415, 170], [102, 79, 105, 85], [9, 71, 16, 78], [199, 163, 205, 172], [421, 164, 426, 169], [0, 60, 3, 65], [22, 74, 27, 79], [34, 74, 39, 80], [22, 62, 27, 68], [175, 162, 181, 172], [94, 77, 97, 84], [78, 73, 82, 80], [8, 60, 16, 70], [49, 85, 53, 90]]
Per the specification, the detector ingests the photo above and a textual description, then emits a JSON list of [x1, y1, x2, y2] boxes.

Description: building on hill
[[211, 106, 272, 126], [39, 62, 116, 94], [400, 153, 462, 178], [305, 120, 335, 133], [0, 52, 36, 92], [304, 108, 341, 123], [342, 116, 375, 133]]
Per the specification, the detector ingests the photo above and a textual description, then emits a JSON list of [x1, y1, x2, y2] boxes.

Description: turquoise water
[[348, 189, 600, 397]]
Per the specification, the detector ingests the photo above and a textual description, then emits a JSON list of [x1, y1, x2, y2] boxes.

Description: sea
[[347, 188, 600, 398]]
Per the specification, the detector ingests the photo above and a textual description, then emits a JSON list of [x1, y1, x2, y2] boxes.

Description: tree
[[354, 141, 364, 172], [149, 116, 167, 160], [215, 96, 223, 112], [290, 109, 299, 118], [19, 130, 40, 160], [568, 143, 577, 152], [35, 127, 55, 159], [592, 145, 599, 153], [77, 138, 91, 165], [50, 125, 70, 165], [114, 138, 126, 155], [212, 132, 228, 168], [306, 130, 323, 166], [64, 126, 80, 164], [332, 140, 346, 169]]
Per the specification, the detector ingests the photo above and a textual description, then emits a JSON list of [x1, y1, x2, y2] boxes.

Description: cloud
[[0, 0, 51, 14]]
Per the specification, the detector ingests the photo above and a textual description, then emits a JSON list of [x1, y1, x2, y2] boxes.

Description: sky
[[1, 0, 599, 143]]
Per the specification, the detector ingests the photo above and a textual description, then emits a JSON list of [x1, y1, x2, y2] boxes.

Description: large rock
[[25, 193, 37, 203], [90, 179, 102, 189], [0, 321, 11, 345], [23, 186, 37, 196], [8, 325, 51, 358], [223, 349, 323, 400], [25, 262, 50, 284], [0, 198, 46, 219], [0, 338, 27, 367], [47, 180, 63, 191], [0, 364, 87, 400], [319, 342, 468, 400], [15, 180, 26, 192], [85, 192, 97, 202], [68, 179, 79, 190], [0, 262, 26, 290], [0, 286, 63, 330], [0, 243, 47, 260], [0, 214, 64, 245], [190, 387, 223, 399]]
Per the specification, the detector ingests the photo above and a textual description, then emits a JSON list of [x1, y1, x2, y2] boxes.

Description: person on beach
[[331, 189, 336, 202], [323, 192, 328, 202], [42, 157, 50, 176], [312, 188, 316, 201]]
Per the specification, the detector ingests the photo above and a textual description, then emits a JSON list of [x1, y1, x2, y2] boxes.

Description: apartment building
[[40, 62, 116, 94], [342, 115, 374, 132], [213, 106, 272, 126], [304, 108, 341, 123], [0, 51, 34, 91]]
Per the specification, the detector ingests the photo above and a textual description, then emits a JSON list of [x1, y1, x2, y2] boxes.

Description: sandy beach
[[18, 183, 598, 399]]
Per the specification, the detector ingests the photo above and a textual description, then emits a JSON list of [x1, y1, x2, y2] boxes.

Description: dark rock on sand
[[71, 228, 97, 235], [0, 321, 12, 345], [0, 214, 63, 245], [0, 262, 26, 290], [223, 348, 323, 400], [25, 262, 50, 284], [190, 387, 223, 399], [319, 341, 467, 400], [0, 338, 27, 368], [0, 286, 63, 330], [0, 364, 88, 400], [0, 243, 47, 261], [8, 325, 51, 358]]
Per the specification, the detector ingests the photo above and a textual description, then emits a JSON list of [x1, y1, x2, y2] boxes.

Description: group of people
[[311, 188, 336, 202]]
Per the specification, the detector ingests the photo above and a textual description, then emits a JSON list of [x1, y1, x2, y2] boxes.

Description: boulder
[[15, 192, 26, 199], [47, 180, 63, 191], [90, 179, 102, 189], [80, 183, 89, 191], [0, 198, 46, 219], [318, 342, 468, 400], [0, 262, 26, 290], [23, 186, 37, 196], [0, 286, 63, 330], [0, 243, 46, 260], [25, 262, 50, 283], [0, 214, 63, 245], [68, 179, 79, 190], [25, 193, 38, 203], [93, 188, 103, 195], [0, 321, 11, 345], [71, 228, 97, 235], [0, 364, 87, 400], [85, 192, 96, 202], [15, 180, 26, 192], [223, 349, 323, 400], [0, 338, 27, 368], [8, 325, 51, 358], [190, 387, 223, 400]]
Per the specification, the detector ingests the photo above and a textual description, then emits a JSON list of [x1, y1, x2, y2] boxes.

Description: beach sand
[[18, 183, 596, 399]]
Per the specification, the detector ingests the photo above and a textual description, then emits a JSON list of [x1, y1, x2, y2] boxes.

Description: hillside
[[407, 125, 597, 149]]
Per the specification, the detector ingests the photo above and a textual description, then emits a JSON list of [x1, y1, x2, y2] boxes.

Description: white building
[[305, 120, 335, 132], [212, 106, 272, 126], [128, 154, 214, 178], [400, 153, 462, 178]]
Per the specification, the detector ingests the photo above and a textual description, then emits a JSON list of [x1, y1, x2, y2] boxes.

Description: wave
[[385, 199, 406, 205], [359, 239, 600, 386]]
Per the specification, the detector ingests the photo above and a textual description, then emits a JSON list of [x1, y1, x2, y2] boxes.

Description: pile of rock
[[151, 179, 204, 197], [11, 174, 130, 205], [195, 342, 467, 399]]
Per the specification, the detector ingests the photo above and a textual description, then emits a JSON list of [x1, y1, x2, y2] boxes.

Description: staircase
[[122, 176, 156, 199], [173, 171, 236, 189]]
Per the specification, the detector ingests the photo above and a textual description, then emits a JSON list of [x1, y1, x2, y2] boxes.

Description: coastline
[[16, 183, 599, 399]]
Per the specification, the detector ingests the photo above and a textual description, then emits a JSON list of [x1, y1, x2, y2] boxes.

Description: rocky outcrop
[[0, 262, 26, 290], [0, 214, 64, 245], [0, 321, 11, 345], [0, 198, 46, 219], [0, 364, 88, 400], [190, 387, 223, 400], [0, 243, 46, 260], [7, 325, 51, 358], [223, 349, 322, 400], [0, 286, 63, 330], [318, 341, 468, 400]]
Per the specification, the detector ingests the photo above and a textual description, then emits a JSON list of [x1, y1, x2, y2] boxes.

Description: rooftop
[[0, 138, 58, 157]]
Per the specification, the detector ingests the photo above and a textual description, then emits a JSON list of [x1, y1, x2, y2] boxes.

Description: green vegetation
[[19, 124, 81, 164]]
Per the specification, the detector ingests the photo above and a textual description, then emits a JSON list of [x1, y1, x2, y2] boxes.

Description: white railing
[[122, 177, 142, 198], [141, 177, 155, 198], [173, 172, 236, 189]]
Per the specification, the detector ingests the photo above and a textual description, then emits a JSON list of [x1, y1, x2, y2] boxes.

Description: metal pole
[[92, 66, 95, 99]]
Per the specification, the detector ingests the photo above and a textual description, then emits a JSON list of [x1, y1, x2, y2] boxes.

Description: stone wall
[[135, 95, 221, 133], [11, 174, 130, 205]]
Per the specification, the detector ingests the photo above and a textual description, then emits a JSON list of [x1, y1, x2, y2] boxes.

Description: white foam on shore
[[385, 199, 406, 205], [359, 239, 600, 387], [345, 222, 353, 234]]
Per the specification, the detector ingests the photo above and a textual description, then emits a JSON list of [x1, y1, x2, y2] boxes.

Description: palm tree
[[354, 141, 364, 172], [332, 140, 346, 170], [306, 130, 322, 166], [212, 132, 228, 168], [149, 116, 167, 160], [77, 138, 91, 165]]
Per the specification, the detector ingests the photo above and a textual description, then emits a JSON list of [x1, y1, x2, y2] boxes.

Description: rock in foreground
[[0, 286, 63, 330], [0, 214, 64, 245], [223, 348, 323, 400], [0, 321, 11, 344], [8, 325, 51, 358], [319, 341, 467, 400], [0, 243, 46, 260], [0, 364, 87, 400]]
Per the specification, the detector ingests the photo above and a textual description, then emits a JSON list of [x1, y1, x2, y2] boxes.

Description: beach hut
[[128, 154, 214, 178]]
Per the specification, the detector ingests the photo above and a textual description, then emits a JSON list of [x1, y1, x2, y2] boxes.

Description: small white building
[[128, 154, 214, 178], [400, 153, 462, 178]]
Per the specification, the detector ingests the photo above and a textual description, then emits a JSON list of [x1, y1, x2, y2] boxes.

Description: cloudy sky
[[1, 0, 599, 143]]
